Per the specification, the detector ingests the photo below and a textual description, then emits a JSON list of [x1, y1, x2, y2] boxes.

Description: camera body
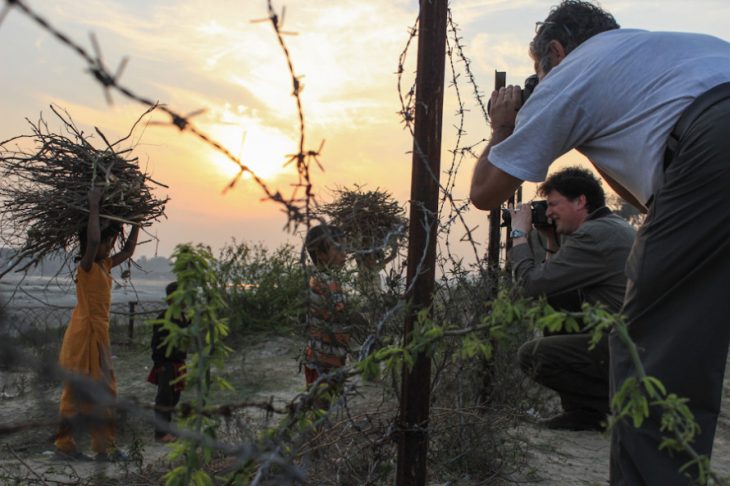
[[501, 200, 552, 230], [530, 200, 551, 228]]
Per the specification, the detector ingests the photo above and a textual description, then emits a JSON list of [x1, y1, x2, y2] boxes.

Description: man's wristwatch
[[509, 229, 528, 239]]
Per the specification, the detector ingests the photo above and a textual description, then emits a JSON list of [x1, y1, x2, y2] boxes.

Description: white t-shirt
[[489, 29, 730, 204]]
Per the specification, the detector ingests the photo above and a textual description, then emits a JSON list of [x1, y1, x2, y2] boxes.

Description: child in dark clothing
[[148, 281, 189, 442]]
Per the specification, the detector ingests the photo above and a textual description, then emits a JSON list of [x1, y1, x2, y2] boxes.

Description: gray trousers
[[610, 98, 730, 485], [519, 332, 610, 416]]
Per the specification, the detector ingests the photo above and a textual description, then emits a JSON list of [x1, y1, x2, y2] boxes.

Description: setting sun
[[209, 120, 295, 181]]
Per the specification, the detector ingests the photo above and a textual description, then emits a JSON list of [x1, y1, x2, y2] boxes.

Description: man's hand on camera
[[509, 203, 531, 233], [489, 85, 522, 133]]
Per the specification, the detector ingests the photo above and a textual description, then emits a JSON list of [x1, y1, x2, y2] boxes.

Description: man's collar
[[586, 206, 612, 221]]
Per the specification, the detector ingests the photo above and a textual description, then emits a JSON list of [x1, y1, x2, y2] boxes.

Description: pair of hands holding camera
[[508, 203, 560, 255]]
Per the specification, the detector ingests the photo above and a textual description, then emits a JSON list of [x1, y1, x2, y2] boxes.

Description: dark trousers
[[155, 361, 182, 439], [610, 98, 730, 485], [519, 332, 610, 416]]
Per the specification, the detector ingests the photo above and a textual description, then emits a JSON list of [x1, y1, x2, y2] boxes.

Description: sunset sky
[[1, 0, 728, 259]]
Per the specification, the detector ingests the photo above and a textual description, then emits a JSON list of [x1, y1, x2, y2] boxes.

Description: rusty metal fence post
[[487, 71, 507, 271], [396, 1, 448, 485], [128, 301, 137, 339]]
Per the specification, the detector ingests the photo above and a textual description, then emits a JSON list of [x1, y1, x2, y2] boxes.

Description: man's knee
[[518, 335, 582, 377], [517, 339, 540, 375]]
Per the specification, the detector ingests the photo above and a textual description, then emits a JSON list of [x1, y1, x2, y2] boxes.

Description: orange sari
[[54, 258, 117, 454]]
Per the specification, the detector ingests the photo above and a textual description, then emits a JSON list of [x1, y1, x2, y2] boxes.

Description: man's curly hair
[[539, 166, 606, 212]]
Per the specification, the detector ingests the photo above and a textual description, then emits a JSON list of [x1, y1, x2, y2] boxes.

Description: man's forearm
[[541, 229, 560, 261], [512, 236, 528, 247], [469, 131, 522, 210], [471, 127, 512, 194], [509, 242, 538, 294]]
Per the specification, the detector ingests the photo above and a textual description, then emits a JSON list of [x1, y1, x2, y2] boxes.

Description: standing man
[[510, 167, 635, 432], [469, 1, 730, 484]]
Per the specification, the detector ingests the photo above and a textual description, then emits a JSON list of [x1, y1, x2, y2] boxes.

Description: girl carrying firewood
[[53, 186, 139, 462]]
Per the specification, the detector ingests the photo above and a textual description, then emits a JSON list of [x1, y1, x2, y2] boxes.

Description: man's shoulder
[[576, 214, 636, 242], [592, 213, 635, 230]]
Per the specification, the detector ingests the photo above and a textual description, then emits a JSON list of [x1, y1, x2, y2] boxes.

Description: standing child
[[302, 224, 352, 398], [54, 186, 139, 461], [148, 281, 189, 443]]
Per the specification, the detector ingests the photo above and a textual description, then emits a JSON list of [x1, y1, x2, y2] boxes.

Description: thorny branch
[[263, 0, 324, 230]]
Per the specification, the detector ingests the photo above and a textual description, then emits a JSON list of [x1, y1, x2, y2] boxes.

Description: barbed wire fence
[[0, 1, 684, 485]]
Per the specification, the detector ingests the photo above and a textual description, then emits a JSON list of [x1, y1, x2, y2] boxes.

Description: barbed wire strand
[[2, 0, 313, 229]]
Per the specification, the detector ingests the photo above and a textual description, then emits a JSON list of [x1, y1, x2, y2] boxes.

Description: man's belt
[[664, 81, 730, 170]]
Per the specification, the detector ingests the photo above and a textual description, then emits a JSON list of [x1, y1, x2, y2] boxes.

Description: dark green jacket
[[509, 208, 636, 314]]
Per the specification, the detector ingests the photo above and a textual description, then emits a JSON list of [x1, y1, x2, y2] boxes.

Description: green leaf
[[642, 376, 666, 397], [191, 470, 213, 486]]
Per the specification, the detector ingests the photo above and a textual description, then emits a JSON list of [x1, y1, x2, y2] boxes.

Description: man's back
[[490, 28, 730, 204]]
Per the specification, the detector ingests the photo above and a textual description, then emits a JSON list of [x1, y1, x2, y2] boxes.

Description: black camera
[[487, 74, 540, 113], [522, 74, 539, 104], [501, 200, 552, 230]]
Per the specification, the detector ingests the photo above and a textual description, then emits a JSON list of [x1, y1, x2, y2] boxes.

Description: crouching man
[[509, 167, 635, 431]]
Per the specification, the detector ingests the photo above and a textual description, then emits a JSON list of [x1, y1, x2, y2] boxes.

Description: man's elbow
[[469, 162, 523, 210], [519, 282, 542, 299], [469, 186, 491, 210], [470, 185, 511, 210]]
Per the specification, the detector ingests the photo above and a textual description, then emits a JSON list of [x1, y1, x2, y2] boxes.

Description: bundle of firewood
[[319, 186, 407, 261], [0, 106, 168, 276]]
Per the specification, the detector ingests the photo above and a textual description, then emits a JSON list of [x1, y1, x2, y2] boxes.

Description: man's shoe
[[51, 449, 93, 462], [539, 410, 604, 431], [95, 449, 130, 463]]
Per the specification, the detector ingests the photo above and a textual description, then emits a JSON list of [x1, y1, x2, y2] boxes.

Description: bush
[[217, 240, 306, 335]]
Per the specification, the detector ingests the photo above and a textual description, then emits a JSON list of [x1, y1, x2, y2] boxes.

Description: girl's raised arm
[[111, 224, 139, 268], [79, 187, 103, 272]]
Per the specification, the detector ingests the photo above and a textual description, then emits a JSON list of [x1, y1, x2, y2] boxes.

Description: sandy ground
[[2, 335, 729, 485], [489, 359, 730, 485], [0, 334, 305, 484], [1, 279, 729, 484]]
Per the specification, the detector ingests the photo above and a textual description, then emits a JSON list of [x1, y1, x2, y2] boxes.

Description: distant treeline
[[0, 248, 173, 279]]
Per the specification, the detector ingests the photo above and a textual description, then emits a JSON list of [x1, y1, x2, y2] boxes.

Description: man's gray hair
[[530, 1, 619, 75]]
